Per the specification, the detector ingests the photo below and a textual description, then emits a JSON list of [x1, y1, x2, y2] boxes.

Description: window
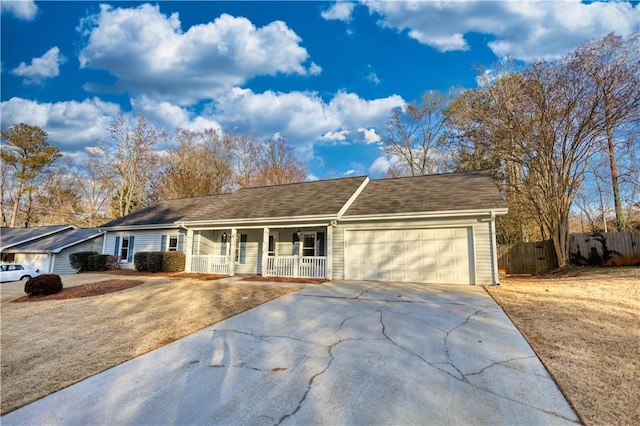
[[120, 236, 130, 261], [236, 234, 247, 264], [268, 234, 276, 257], [168, 236, 178, 251], [302, 233, 316, 257]]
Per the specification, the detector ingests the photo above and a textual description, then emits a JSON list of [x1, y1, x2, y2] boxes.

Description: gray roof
[[102, 176, 368, 227], [100, 172, 506, 228], [4, 228, 103, 253], [342, 171, 507, 216], [100, 196, 222, 228], [0, 225, 74, 251], [183, 176, 368, 222]]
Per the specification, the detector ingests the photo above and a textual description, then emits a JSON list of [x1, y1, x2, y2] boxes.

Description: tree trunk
[[9, 176, 24, 227], [606, 127, 626, 231], [550, 216, 571, 268]]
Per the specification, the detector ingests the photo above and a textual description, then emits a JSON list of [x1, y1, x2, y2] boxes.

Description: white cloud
[[322, 129, 350, 142], [207, 88, 404, 158], [12, 47, 65, 84], [343, 169, 356, 176], [364, 0, 640, 61], [369, 156, 391, 177], [1, 0, 38, 20], [1, 97, 121, 149], [321, 2, 356, 22], [78, 4, 318, 105], [358, 127, 381, 144]]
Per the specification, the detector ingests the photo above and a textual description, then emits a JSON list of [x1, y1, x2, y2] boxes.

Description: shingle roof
[[183, 176, 368, 222], [342, 170, 507, 216], [0, 225, 74, 251], [4, 228, 103, 253], [99, 172, 506, 228], [101, 176, 369, 227], [100, 196, 225, 227]]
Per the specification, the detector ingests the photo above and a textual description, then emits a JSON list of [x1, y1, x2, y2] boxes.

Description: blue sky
[[2, 1, 639, 180]]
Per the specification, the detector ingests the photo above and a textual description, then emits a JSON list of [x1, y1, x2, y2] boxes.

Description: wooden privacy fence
[[498, 240, 558, 275], [499, 231, 640, 274], [569, 232, 640, 266]]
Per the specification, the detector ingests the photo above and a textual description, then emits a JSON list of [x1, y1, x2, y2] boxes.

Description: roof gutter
[[339, 208, 508, 222], [178, 214, 339, 227], [98, 223, 181, 232]]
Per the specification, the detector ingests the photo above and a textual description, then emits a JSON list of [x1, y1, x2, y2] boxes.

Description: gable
[[342, 171, 507, 217]]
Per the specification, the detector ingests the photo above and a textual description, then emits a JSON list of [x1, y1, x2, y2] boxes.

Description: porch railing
[[265, 256, 326, 278], [190, 255, 230, 275]]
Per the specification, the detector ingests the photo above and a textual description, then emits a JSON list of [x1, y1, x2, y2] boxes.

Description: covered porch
[[186, 225, 332, 279]]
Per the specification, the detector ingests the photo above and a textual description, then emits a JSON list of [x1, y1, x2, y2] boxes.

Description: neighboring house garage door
[[345, 228, 473, 284]]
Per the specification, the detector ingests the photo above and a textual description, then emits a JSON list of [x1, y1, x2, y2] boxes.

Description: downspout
[[490, 211, 500, 285]]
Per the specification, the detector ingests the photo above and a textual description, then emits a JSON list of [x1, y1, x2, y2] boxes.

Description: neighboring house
[[1, 227, 104, 274], [0, 225, 74, 258], [100, 171, 508, 285]]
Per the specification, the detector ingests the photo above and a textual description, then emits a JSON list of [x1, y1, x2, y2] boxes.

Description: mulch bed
[[241, 276, 327, 284], [12, 280, 145, 302]]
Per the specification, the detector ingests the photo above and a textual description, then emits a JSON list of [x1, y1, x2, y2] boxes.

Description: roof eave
[[179, 214, 339, 227], [340, 207, 509, 222], [99, 223, 182, 232]]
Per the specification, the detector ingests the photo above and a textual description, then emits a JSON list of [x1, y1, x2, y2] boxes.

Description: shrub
[[163, 251, 186, 272], [88, 254, 118, 271], [69, 251, 99, 272], [24, 274, 63, 296], [146, 252, 164, 273], [134, 252, 148, 272]]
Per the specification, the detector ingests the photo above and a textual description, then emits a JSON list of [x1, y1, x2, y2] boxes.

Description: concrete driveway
[[2, 280, 578, 425]]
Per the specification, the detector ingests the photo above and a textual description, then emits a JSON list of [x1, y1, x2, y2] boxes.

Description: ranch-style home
[[99, 171, 507, 285]]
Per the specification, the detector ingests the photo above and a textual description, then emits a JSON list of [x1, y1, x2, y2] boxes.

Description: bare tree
[[77, 152, 114, 226], [156, 128, 236, 199], [252, 136, 308, 186], [93, 115, 162, 217], [0, 123, 61, 227], [35, 157, 84, 226], [571, 33, 640, 231], [448, 56, 609, 266], [233, 133, 262, 189], [381, 90, 451, 176]]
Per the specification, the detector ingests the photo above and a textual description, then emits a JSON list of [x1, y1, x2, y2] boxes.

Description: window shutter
[[317, 232, 325, 256], [178, 234, 185, 251], [114, 236, 120, 256], [161, 235, 167, 252], [128, 236, 135, 262]]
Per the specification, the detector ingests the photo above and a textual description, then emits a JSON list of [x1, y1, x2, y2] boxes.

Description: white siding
[[473, 221, 497, 285], [235, 229, 262, 275], [331, 227, 345, 280], [104, 229, 178, 269], [53, 236, 104, 275]]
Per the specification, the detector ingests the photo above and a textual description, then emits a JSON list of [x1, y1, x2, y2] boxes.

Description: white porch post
[[326, 224, 333, 279], [261, 227, 269, 276], [185, 229, 193, 272], [229, 228, 237, 276]]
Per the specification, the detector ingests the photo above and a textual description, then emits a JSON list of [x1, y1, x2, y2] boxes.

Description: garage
[[344, 227, 474, 284]]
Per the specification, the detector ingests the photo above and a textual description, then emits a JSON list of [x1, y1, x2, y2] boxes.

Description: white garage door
[[345, 228, 473, 284]]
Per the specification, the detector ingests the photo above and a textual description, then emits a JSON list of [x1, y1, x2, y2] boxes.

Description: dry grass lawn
[[1, 274, 297, 415], [486, 266, 639, 426]]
